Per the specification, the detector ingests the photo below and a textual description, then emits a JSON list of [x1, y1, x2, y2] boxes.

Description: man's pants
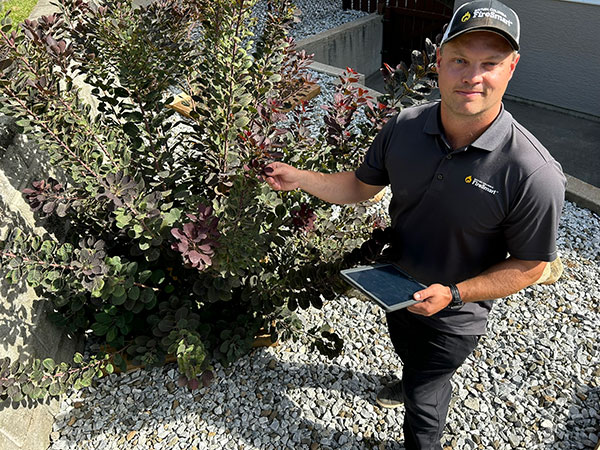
[[386, 309, 480, 450]]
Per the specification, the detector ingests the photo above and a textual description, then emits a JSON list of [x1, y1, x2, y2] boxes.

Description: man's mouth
[[456, 90, 484, 97]]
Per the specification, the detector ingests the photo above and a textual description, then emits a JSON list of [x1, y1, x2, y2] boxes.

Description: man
[[264, 0, 566, 448]]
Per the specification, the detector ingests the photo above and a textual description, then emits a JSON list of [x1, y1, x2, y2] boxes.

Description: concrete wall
[[454, 0, 600, 118], [298, 13, 383, 79], [0, 3, 82, 450], [0, 124, 82, 450]]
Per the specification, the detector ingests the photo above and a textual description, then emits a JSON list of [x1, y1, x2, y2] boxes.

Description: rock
[[464, 398, 480, 412]]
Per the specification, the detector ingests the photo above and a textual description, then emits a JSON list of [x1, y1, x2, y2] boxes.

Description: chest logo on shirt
[[465, 175, 499, 195]]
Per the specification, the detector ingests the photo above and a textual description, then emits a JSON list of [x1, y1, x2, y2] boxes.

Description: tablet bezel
[[340, 263, 425, 312]]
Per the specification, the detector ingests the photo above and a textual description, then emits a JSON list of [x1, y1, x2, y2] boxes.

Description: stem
[[0, 250, 76, 271], [0, 358, 105, 384], [222, 0, 247, 173], [134, 92, 160, 172]]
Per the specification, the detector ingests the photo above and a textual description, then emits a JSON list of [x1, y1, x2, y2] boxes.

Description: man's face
[[436, 31, 520, 121]]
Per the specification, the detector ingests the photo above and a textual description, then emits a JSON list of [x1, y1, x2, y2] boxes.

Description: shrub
[[0, 0, 437, 402]]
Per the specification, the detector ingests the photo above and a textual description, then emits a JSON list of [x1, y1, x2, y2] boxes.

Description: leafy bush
[[0, 0, 437, 402]]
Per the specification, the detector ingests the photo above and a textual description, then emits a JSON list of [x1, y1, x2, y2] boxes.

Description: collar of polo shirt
[[423, 100, 514, 152]]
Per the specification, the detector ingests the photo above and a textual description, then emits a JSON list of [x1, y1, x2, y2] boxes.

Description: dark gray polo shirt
[[355, 101, 566, 335]]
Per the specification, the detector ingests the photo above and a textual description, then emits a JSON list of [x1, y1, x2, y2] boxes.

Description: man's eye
[[454, 58, 465, 64]]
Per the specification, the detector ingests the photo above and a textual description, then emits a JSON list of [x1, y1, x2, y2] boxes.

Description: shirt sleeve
[[503, 160, 566, 262], [354, 114, 398, 186]]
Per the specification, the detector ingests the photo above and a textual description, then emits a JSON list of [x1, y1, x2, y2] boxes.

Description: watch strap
[[447, 283, 464, 309]]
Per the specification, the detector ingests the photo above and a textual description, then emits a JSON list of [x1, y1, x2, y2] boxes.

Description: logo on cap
[[461, 12, 471, 22], [465, 176, 472, 183]]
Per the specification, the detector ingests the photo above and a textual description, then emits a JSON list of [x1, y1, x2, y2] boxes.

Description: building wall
[[454, 0, 600, 118]]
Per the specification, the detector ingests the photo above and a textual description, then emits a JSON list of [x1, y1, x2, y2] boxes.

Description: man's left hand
[[407, 284, 452, 316]]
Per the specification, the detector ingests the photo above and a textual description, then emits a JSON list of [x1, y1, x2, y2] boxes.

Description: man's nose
[[462, 65, 484, 84]]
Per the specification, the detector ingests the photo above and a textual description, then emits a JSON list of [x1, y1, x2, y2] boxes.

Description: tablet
[[340, 264, 425, 312]]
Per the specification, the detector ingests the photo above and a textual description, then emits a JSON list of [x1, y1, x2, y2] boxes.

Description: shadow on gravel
[[564, 382, 600, 448], [52, 348, 407, 449]]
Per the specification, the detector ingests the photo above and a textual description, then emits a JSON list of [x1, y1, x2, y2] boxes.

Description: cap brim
[[444, 27, 519, 51]]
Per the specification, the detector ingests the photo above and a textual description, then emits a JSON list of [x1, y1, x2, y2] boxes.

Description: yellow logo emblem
[[461, 12, 471, 22], [465, 176, 473, 183]]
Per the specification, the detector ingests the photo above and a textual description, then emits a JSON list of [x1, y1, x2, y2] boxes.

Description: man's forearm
[[457, 257, 547, 303], [297, 171, 383, 205]]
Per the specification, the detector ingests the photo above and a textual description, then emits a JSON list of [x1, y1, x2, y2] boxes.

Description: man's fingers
[[413, 287, 432, 301]]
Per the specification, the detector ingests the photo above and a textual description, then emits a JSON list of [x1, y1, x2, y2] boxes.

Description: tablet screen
[[340, 264, 425, 311]]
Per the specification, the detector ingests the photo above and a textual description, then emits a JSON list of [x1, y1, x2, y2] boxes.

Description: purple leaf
[[187, 251, 202, 265], [42, 202, 56, 214], [171, 228, 185, 240]]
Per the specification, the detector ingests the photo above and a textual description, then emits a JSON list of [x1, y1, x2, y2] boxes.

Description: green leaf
[[138, 270, 152, 283], [234, 115, 250, 128], [123, 122, 139, 137], [275, 204, 286, 218], [73, 353, 84, 364], [92, 322, 110, 336], [95, 312, 113, 324], [113, 87, 129, 98], [42, 358, 55, 371], [128, 286, 140, 300], [124, 111, 143, 121], [106, 326, 118, 343], [27, 269, 42, 286], [112, 284, 126, 298], [7, 385, 23, 402], [40, 240, 55, 256], [105, 363, 114, 374], [48, 382, 62, 396], [145, 248, 160, 262], [112, 292, 127, 305], [238, 93, 253, 106]]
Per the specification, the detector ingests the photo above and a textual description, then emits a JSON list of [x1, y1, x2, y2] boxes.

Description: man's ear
[[508, 52, 520, 79], [436, 47, 442, 69]]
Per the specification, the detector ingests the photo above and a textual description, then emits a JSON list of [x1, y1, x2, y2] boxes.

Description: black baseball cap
[[441, 0, 520, 51]]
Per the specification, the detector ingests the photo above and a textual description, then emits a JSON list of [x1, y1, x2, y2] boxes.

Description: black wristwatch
[[446, 284, 464, 309]]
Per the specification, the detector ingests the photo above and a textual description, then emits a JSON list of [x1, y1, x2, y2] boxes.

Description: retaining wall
[[297, 13, 383, 80], [0, 124, 83, 450], [0, 2, 83, 450]]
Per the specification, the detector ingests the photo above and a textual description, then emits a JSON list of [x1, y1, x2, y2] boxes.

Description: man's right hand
[[263, 163, 384, 205], [263, 162, 302, 191]]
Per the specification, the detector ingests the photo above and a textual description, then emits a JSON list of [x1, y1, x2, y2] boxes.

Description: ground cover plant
[[1, 0, 37, 29], [0, 0, 437, 402]]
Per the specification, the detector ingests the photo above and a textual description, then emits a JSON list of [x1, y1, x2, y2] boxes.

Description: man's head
[[441, 0, 520, 52], [436, 1, 521, 125]]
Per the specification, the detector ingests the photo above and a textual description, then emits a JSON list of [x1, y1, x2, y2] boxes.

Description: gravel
[[48, 200, 600, 450], [255, 0, 368, 41], [48, 2, 600, 450]]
